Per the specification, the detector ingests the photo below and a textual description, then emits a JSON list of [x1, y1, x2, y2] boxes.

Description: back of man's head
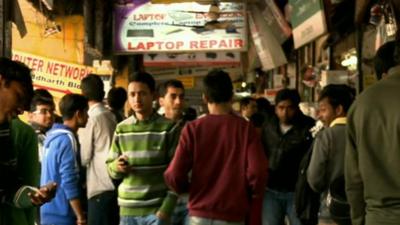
[[158, 79, 184, 97], [375, 41, 396, 80], [0, 57, 33, 110], [30, 89, 55, 112], [240, 97, 254, 110], [59, 94, 88, 120], [128, 71, 156, 93], [203, 69, 233, 103], [275, 89, 301, 106], [318, 84, 355, 113], [80, 74, 104, 102], [107, 87, 127, 110]]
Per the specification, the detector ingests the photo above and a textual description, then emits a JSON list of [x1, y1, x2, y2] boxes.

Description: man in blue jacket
[[41, 94, 88, 225]]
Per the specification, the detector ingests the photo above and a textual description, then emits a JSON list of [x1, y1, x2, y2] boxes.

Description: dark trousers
[[88, 191, 119, 225]]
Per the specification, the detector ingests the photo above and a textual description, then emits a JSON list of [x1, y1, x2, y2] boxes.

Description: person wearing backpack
[[307, 84, 355, 225]]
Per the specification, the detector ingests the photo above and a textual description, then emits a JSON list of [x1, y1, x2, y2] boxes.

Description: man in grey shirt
[[79, 74, 118, 225]]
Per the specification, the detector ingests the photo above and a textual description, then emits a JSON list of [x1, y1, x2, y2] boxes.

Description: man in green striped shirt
[[107, 72, 179, 225]]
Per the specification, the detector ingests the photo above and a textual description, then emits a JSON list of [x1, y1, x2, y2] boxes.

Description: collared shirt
[[329, 117, 346, 127]]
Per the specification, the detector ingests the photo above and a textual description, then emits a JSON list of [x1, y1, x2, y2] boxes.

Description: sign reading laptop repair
[[114, 0, 247, 53]]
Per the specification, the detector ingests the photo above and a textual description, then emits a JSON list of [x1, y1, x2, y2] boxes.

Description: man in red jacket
[[164, 69, 268, 225]]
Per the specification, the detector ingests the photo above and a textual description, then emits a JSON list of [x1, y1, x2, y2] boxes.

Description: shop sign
[[114, 0, 247, 53], [11, 50, 94, 98], [289, 0, 327, 49], [176, 76, 195, 89], [144, 51, 240, 67]]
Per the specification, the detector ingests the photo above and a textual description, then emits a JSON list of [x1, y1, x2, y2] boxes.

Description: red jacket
[[164, 113, 268, 221]]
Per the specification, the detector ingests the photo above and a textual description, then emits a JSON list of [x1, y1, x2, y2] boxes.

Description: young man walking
[[0, 57, 56, 225], [79, 74, 118, 225], [40, 94, 88, 225], [164, 69, 268, 225], [107, 72, 179, 225], [261, 89, 315, 225], [158, 79, 188, 225], [307, 84, 355, 225]]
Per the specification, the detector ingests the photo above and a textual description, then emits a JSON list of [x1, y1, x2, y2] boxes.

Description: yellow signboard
[[176, 76, 195, 89], [12, 50, 95, 98]]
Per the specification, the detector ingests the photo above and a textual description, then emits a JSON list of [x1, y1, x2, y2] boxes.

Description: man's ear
[[335, 105, 345, 117], [202, 94, 208, 103], [159, 97, 165, 107]]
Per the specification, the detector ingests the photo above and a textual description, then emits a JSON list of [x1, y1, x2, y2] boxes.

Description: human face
[[242, 100, 257, 119], [318, 98, 338, 127], [275, 100, 297, 125], [29, 104, 55, 130], [0, 78, 26, 123], [159, 87, 185, 121], [128, 82, 154, 120]]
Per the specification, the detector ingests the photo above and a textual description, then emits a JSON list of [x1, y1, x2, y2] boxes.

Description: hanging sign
[[11, 50, 94, 98], [114, 0, 247, 53], [289, 0, 327, 48]]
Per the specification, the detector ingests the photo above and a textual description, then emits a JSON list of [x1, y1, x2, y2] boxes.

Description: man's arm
[[106, 130, 125, 179], [78, 118, 95, 167], [164, 124, 193, 194], [345, 111, 365, 225], [70, 198, 86, 225], [246, 125, 268, 199], [307, 131, 329, 192]]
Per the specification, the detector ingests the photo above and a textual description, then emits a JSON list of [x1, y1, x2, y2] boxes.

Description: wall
[[12, 0, 85, 64]]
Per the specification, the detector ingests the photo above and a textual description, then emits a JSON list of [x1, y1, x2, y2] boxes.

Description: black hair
[[128, 71, 155, 93], [250, 112, 265, 128], [158, 79, 184, 97], [256, 97, 273, 114], [375, 41, 396, 80], [183, 107, 197, 121], [107, 87, 127, 110], [275, 89, 301, 106], [59, 94, 88, 120], [80, 74, 105, 102], [318, 84, 355, 113], [30, 89, 55, 112], [203, 69, 233, 103], [0, 57, 33, 110], [240, 97, 256, 110]]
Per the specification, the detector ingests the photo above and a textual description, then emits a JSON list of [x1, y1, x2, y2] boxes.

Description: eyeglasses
[[32, 108, 55, 115]]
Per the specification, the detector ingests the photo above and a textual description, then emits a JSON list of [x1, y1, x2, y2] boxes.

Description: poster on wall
[[144, 51, 240, 67], [114, 0, 247, 53], [12, 50, 94, 98], [289, 0, 327, 49]]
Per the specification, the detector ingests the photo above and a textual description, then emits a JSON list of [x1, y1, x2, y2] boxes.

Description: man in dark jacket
[[261, 89, 314, 225]]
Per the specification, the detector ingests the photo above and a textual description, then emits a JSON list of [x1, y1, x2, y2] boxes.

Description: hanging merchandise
[[288, 0, 327, 49], [248, 5, 287, 71], [383, 2, 398, 38], [260, 0, 292, 44]]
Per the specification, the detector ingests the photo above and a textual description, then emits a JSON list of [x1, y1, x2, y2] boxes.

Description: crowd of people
[[1, 39, 400, 225]]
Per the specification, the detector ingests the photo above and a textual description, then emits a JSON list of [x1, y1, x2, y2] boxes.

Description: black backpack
[[294, 146, 320, 225]]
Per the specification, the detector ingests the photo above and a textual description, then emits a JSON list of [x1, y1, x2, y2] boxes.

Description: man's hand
[[156, 211, 170, 222], [117, 155, 131, 173], [29, 182, 57, 206]]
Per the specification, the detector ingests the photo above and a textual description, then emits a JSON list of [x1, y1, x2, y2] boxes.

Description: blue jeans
[[120, 215, 167, 225], [188, 216, 244, 225], [88, 191, 119, 225], [171, 201, 189, 225], [262, 189, 301, 225]]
